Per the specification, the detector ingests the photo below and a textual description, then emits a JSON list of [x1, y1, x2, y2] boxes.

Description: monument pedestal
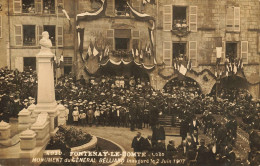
[[34, 49, 60, 136]]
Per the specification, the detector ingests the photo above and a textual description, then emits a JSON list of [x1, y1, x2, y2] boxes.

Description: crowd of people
[[0, 67, 259, 165], [0, 67, 37, 122]]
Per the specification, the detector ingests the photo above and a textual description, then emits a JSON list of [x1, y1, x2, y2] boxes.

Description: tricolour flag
[[135, 49, 139, 57], [93, 46, 99, 57], [179, 64, 187, 76]]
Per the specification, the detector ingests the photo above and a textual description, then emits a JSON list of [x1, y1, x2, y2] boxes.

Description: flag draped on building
[[76, 0, 106, 22], [76, 27, 85, 58]]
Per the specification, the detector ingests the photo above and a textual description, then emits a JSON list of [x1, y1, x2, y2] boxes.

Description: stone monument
[[33, 31, 61, 136]]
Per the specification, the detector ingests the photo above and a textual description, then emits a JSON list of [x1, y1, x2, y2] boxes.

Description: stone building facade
[[5, 0, 76, 75], [1, 0, 260, 98], [0, 0, 9, 68], [152, 0, 260, 99]]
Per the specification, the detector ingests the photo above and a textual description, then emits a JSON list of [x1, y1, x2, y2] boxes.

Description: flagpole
[[55, 4, 59, 85]]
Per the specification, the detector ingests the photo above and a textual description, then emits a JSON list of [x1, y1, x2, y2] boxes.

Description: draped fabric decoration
[[76, 0, 106, 22], [126, 2, 155, 21], [76, 27, 85, 56], [100, 59, 155, 70], [76, 0, 156, 75]]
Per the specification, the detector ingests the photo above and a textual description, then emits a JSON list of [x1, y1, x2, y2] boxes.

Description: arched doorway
[[97, 62, 150, 84], [210, 76, 251, 101], [163, 76, 201, 95]]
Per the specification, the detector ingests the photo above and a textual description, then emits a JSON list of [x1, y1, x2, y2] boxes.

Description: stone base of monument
[[31, 113, 50, 146], [0, 121, 12, 146]]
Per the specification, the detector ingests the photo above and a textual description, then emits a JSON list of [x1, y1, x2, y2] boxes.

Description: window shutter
[[132, 30, 140, 49], [163, 41, 172, 67], [14, 25, 23, 46], [15, 57, 24, 72], [0, 16, 2, 38], [37, 25, 43, 45], [57, 26, 63, 47], [258, 35, 260, 53], [163, 5, 172, 31], [189, 41, 197, 67], [189, 6, 197, 32], [226, 7, 234, 31], [221, 41, 225, 63], [106, 0, 115, 17], [106, 29, 114, 50], [13, 0, 22, 13], [234, 7, 240, 32], [35, 0, 42, 14], [57, 0, 64, 14], [241, 41, 248, 64]]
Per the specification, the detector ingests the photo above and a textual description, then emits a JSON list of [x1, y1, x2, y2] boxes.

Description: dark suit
[[143, 138, 153, 152], [196, 145, 209, 166], [131, 136, 145, 152]]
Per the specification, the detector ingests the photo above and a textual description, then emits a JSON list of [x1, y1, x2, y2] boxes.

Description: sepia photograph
[[0, 0, 259, 165]]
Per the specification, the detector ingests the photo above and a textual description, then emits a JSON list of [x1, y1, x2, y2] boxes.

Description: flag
[[104, 45, 110, 57], [233, 64, 237, 74], [132, 49, 135, 58], [215, 71, 218, 77], [93, 46, 99, 57], [135, 49, 139, 57], [226, 71, 229, 77], [154, 58, 157, 65], [99, 51, 103, 61], [87, 44, 92, 59], [140, 50, 144, 60], [241, 61, 244, 69], [179, 64, 187, 75], [147, 45, 152, 57], [59, 53, 64, 68], [174, 63, 177, 70]]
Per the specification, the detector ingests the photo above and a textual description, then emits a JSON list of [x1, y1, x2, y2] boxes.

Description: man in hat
[[72, 107, 79, 126], [87, 102, 94, 126], [195, 139, 208, 166], [94, 106, 101, 126], [131, 132, 145, 158], [79, 110, 87, 126]]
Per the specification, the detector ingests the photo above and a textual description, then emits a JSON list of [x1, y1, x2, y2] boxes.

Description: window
[[43, 25, 55, 46], [115, 0, 129, 16], [22, 0, 35, 13], [226, 42, 237, 63], [24, 57, 36, 71], [114, 29, 131, 50], [172, 6, 187, 30], [226, 7, 240, 31], [43, 0, 55, 14], [115, 38, 129, 50], [64, 66, 72, 75], [64, 57, 73, 76], [163, 41, 172, 67], [23, 25, 36, 46], [163, 5, 197, 32], [172, 43, 187, 61]]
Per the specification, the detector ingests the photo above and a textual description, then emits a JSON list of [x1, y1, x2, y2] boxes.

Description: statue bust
[[39, 31, 52, 51]]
